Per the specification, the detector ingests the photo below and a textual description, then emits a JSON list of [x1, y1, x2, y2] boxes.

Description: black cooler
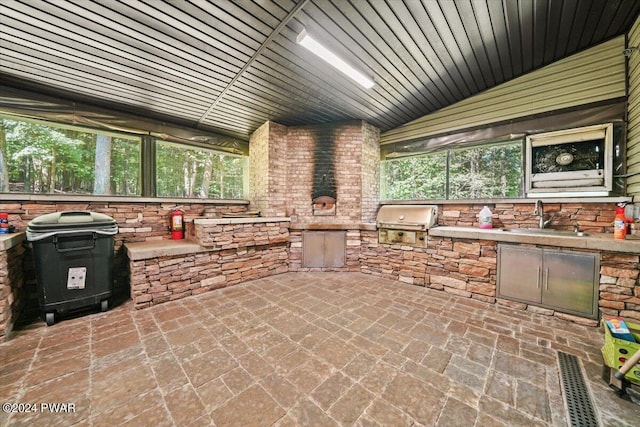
[[27, 211, 118, 326]]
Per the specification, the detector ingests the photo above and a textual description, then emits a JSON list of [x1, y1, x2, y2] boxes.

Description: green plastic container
[[601, 319, 640, 385]]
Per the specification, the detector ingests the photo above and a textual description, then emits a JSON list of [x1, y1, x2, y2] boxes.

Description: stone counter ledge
[[289, 223, 377, 231], [189, 216, 291, 225], [125, 240, 205, 261], [0, 232, 25, 251], [429, 226, 640, 254], [126, 235, 290, 309]]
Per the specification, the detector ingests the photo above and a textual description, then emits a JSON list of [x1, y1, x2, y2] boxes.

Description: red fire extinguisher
[[169, 209, 184, 240]]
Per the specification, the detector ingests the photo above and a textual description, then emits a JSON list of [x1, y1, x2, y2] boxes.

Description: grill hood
[[376, 205, 438, 231]]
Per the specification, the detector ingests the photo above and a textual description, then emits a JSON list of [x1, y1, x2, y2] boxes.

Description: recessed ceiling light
[[297, 29, 375, 89]]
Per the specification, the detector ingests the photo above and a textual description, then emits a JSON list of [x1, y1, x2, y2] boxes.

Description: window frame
[[154, 139, 248, 200], [0, 114, 142, 196], [0, 115, 249, 200], [381, 139, 525, 201]]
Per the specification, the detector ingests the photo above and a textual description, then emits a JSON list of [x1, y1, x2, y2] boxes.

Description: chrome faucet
[[533, 200, 553, 228]]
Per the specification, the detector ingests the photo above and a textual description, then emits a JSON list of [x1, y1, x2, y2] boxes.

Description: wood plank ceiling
[[1, 0, 639, 141]]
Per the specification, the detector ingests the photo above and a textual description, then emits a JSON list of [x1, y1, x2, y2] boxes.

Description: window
[[0, 116, 249, 199], [381, 141, 523, 200], [449, 143, 523, 199], [382, 152, 446, 200], [0, 117, 140, 195], [156, 140, 246, 199]]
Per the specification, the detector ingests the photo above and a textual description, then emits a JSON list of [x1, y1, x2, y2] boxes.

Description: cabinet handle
[[536, 267, 540, 289], [545, 268, 549, 290]]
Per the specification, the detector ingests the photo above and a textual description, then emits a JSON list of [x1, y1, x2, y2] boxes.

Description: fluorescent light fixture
[[297, 29, 375, 89]]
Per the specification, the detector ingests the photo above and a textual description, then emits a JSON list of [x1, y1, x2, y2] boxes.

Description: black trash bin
[[27, 211, 118, 326]]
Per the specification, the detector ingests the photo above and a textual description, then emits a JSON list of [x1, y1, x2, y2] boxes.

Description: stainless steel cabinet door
[[542, 250, 598, 317], [324, 232, 346, 268], [302, 232, 326, 268], [302, 231, 346, 268], [497, 245, 542, 303]]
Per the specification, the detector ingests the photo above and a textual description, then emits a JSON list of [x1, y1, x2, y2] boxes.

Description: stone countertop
[[125, 240, 205, 261], [189, 217, 291, 225], [0, 232, 25, 251], [429, 226, 640, 254], [289, 223, 377, 231]]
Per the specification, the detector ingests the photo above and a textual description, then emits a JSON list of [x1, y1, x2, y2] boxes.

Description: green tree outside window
[[382, 141, 523, 200]]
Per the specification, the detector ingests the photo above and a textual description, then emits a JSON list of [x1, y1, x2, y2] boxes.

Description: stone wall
[[360, 230, 427, 284], [359, 230, 640, 325], [425, 237, 498, 303], [360, 232, 497, 299], [286, 122, 375, 224], [440, 202, 616, 233], [249, 120, 381, 224], [188, 220, 290, 249], [249, 121, 270, 216], [599, 253, 640, 322], [249, 121, 289, 217], [361, 123, 381, 223], [286, 126, 316, 219], [128, 219, 290, 309], [0, 241, 25, 341], [129, 245, 289, 309], [0, 200, 248, 243], [3, 196, 634, 324], [329, 122, 369, 223], [0, 200, 248, 318]]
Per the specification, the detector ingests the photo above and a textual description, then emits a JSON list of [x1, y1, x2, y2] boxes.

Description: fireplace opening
[[312, 125, 337, 216], [313, 195, 336, 216]]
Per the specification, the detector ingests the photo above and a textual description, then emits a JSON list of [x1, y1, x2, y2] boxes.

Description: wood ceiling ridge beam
[[197, 0, 311, 126]]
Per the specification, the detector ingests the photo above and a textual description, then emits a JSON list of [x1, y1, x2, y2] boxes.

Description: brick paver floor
[[1, 272, 639, 426]]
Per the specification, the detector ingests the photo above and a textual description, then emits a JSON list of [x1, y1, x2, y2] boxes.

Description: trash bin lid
[[27, 211, 117, 234]]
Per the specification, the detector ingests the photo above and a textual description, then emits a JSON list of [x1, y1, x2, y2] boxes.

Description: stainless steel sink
[[500, 228, 589, 237]]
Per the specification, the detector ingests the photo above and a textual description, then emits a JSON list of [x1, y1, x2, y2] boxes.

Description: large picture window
[[156, 141, 245, 199], [0, 117, 140, 195], [449, 143, 523, 199], [382, 141, 523, 200], [0, 116, 249, 199], [382, 152, 447, 200]]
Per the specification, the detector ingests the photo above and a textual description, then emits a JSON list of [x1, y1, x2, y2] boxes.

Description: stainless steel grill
[[376, 205, 438, 247]]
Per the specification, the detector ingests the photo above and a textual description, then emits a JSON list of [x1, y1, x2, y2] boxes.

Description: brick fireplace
[[249, 120, 380, 224]]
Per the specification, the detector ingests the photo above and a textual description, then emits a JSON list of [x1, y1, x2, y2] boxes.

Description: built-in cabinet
[[302, 231, 346, 268], [497, 244, 600, 319]]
